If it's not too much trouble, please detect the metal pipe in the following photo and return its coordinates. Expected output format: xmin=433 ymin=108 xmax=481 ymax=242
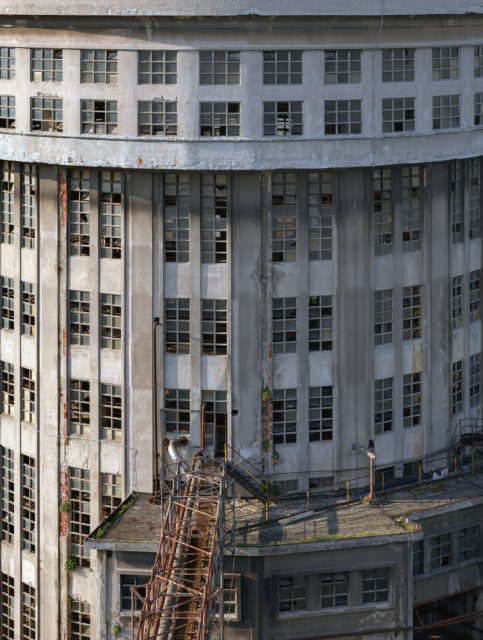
xmin=152 ymin=317 xmax=160 ymax=497
xmin=167 ymin=439 xmax=190 ymax=475
xmin=200 ymin=403 xmax=206 ymax=452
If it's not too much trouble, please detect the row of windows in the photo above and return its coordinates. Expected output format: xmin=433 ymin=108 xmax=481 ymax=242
xmin=0 ymin=573 xmax=36 ymax=640
xmin=67 ymin=379 xmax=122 ymax=441
xmin=0 ymin=449 xmax=35 ymax=552
xmin=68 ymin=291 xmax=121 ymax=348
xmin=2 ymin=47 xmax=483 ymax=84
xmin=0 ymin=366 xmax=35 ymax=422
xmin=413 ymin=525 xmax=480 ymax=575
xmin=2 ymin=95 xmax=483 ymax=136
xmin=278 ymin=568 xmax=390 ymax=615
xmin=164 ymin=298 xmax=227 ymax=355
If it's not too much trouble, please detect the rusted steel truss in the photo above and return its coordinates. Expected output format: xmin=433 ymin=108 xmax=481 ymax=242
xmin=133 ymin=455 xmax=226 ymax=640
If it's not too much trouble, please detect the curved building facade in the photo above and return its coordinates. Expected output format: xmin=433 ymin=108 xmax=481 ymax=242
xmin=0 ymin=2 xmax=482 ymax=639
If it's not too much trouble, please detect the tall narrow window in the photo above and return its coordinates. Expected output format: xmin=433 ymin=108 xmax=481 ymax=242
xmin=202 ymin=299 xmax=227 ymax=355
xmin=201 ymin=390 xmax=227 ymax=455
xmin=469 ymin=269 xmax=480 ymax=322
xmin=100 ymin=171 xmax=122 ymax=258
xmin=1 ymin=572 xmax=15 ymax=639
xmin=403 ymin=372 xmax=422 ymax=428
xmin=69 ymin=290 xmax=90 ymax=345
xmin=1 ymin=161 xmax=15 ymax=244
xmin=68 ymin=169 xmax=90 ymax=256
xmin=101 ymin=473 xmax=122 ymax=518
xmin=21 ymin=455 xmax=36 ymax=553
xmin=1 ymin=447 xmax=14 ymax=543
xmin=164 ymin=174 xmax=190 ymax=262
xmin=21 ymin=281 xmax=36 ymax=336
xmin=362 ymin=569 xmax=389 ymax=603
xmin=21 ymin=368 xmax=35 ymax=424
xmin=0 ymin=48 xmax=15 ymax=80
xmin=401 ymin=165 xmax=422 ymax=252
xmin=272 ymin=173 xmax=297 ymax=262
xmin=21 ymin=164 xmax=36 ymax=249
xmin=165 ymin=298 xmax=190 ymax=354
xmin=0 ymin=96 xmax=15 ymax=130
xmin=374 ymin=289 xmax=393 ymax=345
xmin=1 ymin=276 xmax=14 ymax=330
xmin=164 ymin=389 xmax=190 ymax=434
xmin=413 ymin=540 xmax=424 ymax=575
xmin=308 ymin=172 xmax=333 ymax=260
xmin=22 ymin=583 xmax=36 ymax=640
xmin=273 ymin=389 xmax=297 ymax=444
xmin=273 ymin=298 xmax=297 ymax=353
xmin=1 ymin=361 xmax=14 ymax=416
xmin=308 ymin=295 xmax=333 ymax=351
xmin=320 ymin=573 xmax=348 ymax=608
xmin=451 ymin=275 xmax=463 ymax=330
xmin=430 ymin=533 xmax=451 ymax=569
xmin=70 ymin=600 xmax=90 ymax=640
xmin=373 ymin=168 xmax=392 ymax=255
xmin=278 ymin=576 xmax=306 ymax=612
xmin=68 ymin=379 xmax=90 ymax=436
xmin=100 ymin=384 xmax=122 ymax=441
xmin=475 ymin=46 xmax=483 ymax=77
xmin=457 ymin=526 xmax=479 ymax=561
xmin=100 ymin=293 xmax=122 ymax=349
xmin=69 ymin=467 xmax=90 ymax=567
xmin=375 ymin=378 xmax=393 ymax=434
xmin=469 ymin=158 xmax=481 ymax=239
xmin=470 ymin=353 xmax=481 ymax=408
xmin=308 ymin=386 xmax=333 ymax=441
xmin=403 ymin=285 xmax=422 ymax=340
xmin=201 ymin=174 xmax=227 ymax=263
xmin=450 ymin=160 xmax=464 ymax=243
xmin=452 ymin=360 xmax=463 ymax=415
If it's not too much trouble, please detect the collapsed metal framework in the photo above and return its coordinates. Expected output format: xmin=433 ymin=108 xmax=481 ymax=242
xmin=132 ymin=454 xmax=226 ymax=640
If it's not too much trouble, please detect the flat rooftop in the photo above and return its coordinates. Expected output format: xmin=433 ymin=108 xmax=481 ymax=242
xmin=86 ymin=472 xmax=483 ymax=554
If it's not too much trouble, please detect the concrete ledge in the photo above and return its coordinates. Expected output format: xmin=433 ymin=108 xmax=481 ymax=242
xmin=1 ymin=129 xmax=483 ymax=170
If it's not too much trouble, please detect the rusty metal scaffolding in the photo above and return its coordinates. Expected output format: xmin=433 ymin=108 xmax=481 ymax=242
xmin=132 ymin=454 xmax=227 ymax=640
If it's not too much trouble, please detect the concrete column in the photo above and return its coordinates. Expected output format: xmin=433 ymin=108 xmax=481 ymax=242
xmin=189 ymin=174 xmax=202 ymax=448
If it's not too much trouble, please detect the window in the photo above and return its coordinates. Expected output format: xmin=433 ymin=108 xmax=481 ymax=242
xmin=120 ymin=574 xmax=148 ymax=611
xmin=457 ymin=526 xmax=479 ymax=561
xmin=450 ymin=160 xmax=464 ymax=243
xmin=69 ymin=467 xmax=90 ymax=567
xmin=21 ymin=368 xmax=35 ymax=424
xmin=101 ymin=383 xmax=122 ymax=441
xmin=70 ymin=600 xmax=90 ymax=640
xmin=21 ymin=164 xmax=36 ymax=249
xmin=278 ymin=576 xmax=306 ymax=613
xmin=272 ymin=173 xmax=297 ymax=262
xmin=200 ymin=102 xmax=240 ymax=136
xmin=325 ymin=100 xmax=362 ymax=135
xmin=1 ymin=447 xmax=14 ymax=543
xmin=21 ymin=282 xmax=36 ymax=336
xmin=223 ymin=575 xmax=241 ymax=621
xmin=164 ymin=174 xmax=190 ymax=262
xmin=362 ymin=568 xmax=389 ymax=603
xmin=100 ymin=293 xmax=121 ymax=349
xmin=1 ymin=572 xmax=15 ymax=639
xmin=1 ymin=277 xmax=14 ymax=330
xmin=202 ymin=299 xmax=227 ymax=355
xmin=374 ymin=289 xmax=392 ymax=345
xmin=432 ymin=47 xmax=459 ymax=80
xmin=382 ymin=48 xmax=414 ymax=82
xmin=375 ymin=378 xmax=393 ymax=434
xmin=1 ymin=161 xmax=15 ymax=244
xmin=1 ymin=362 xmax=14 ymax=416
xmin=320 ymin=573 xmax=348 ymax=608
xmin=452 ymin=360 xmax=463 ymax=415
xmin=404 ymin=460 xmax=422 ymax=478
xmin=81 ymin=50 xmax=117 ymax=83
xmin=476 ymin=93 xmax=483 ymax=126
xmin=201 ymin=174 xmax=228 ymax=263
xmin=451 ymin=275 xmax=463 ymax=330
xmin=68 ymin=169 xmax=90 ymax=256
xmin=138 ymin=101 xmax=177 ymax=136
xmin=401 ymin=165 xmax=422 ymax=252
xmin=101 ymin=473 xmax=122 ymax=518
xmin=469 ymin=158 xmax=481 ymax=239
xmin=413 ymin=540 xmax=424 ymax=576
xmin=470 ymin=353 xmax=481 ymax=408
xmin=200 ymin=51 xmax=240 ymax=85
xmin=403 ymin=285 xmax=422 ymax=340
xmin=69 ymin=380 xmax=90 ymax=436
xmin=476 ymin=46 xmax=483 ymax=77
xmin=81 ymin=100 xmax=118 ymax=135
xmin=0 ymin=48 xmax=15 ymax=80
xmin=308 ymin=172 xmax=334 ymax=260
xmin=0 ymin=96 xmax=15 ymax=129
xmin=309 ymin=476 xmax=334 ymax=489
xmin=309 ymin=295 xmax=333 ymax=351
xmin=430 ymin=533 xmax=451 ymax=569
xmin=309 ymin=386 xmax=333 ymax=441
xmin=31 ymin=48 xmax=62 ymax=82
xmin=263 ymin=101 xmax=303 ymax=136
xmin=69 ymin=290 xmax=90 ymax=345
xmin=138 ymin=50 xmax=177 ymax=84
xmin=21 ymin=455 xmax=36 ymax=553
xmin=22 ymin=583 xmax=36 ymax=640
xmin=100 ymin=170 xmax=122 ymax=258
xmin=263 ymin=51 xmax=302 ymax=84
xmin=164 ymin=389 xmax=190 ymax=434
xmin=31 ymin=97 xmax=63 ymax=132
xmin=382 ymin=97 xmax=414 ymax=133
xmin=373 ymin=167 xmax=392 ymax=255
xmin=403 ymin=372 xmax=422 ymax=428
xmin=273 ymin=389 xmax=297 ymax=444
xmin=433 ymin=95 xmax=460 ymax=130
xmin=470 ymin=269 xmax=481 ymax=322
xmin=325 ymin=50 xmax=361 ymax=84
xmin=273 ymin=298 xmax=296 ymax=353
xmin=165 ymin=298 xmax=190 ymax=354
xmin=201 ymin=390 xmax=227 ymax=452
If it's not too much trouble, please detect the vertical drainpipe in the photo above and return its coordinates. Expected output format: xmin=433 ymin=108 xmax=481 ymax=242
xmin=152 ymin=317 xmax=160 ymax=497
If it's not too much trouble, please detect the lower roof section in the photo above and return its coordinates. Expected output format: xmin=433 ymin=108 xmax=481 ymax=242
xmin=1 ymin=129 xmax=483 ymax=171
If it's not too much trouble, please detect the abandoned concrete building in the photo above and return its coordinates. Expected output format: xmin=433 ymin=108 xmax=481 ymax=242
xmin=0 ymin=1 xmax=482 ymax=639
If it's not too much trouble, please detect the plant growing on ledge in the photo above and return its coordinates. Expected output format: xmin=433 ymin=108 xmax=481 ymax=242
xmin=261 ymin=387 xmax=272 ymax=404
xmin=59 ymin=502 xmax=71 ymax=513
xmin=262 ymin=438 xmax=271 ymax=452
xmin=112 ymin=623 xmax=121 ymax=636
xmin=272 ymin=448 xmax=280 ymax=463
xmin=64 ymin=557 xmax=78 ymax=571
